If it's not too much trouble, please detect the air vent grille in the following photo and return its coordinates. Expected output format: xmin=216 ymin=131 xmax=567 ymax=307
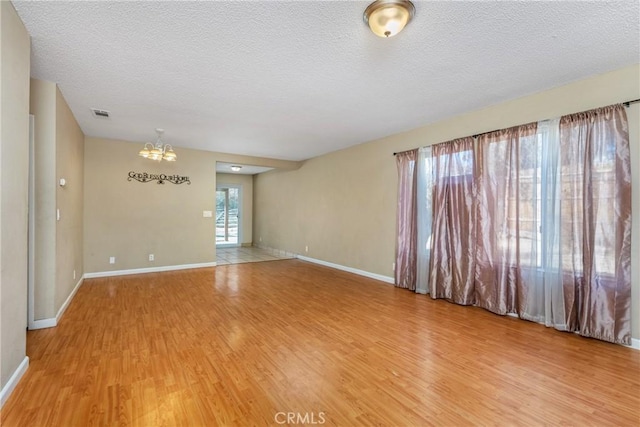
xmin=90 ymin=108 xmax=110 ymax=118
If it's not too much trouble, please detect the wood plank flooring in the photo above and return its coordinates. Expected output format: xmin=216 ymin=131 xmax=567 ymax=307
xmin=2 ymin=259 xmax=639 ymax=426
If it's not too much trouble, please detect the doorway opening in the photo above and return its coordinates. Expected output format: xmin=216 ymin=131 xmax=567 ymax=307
xmin=216 ymin=185 xmax=241 ymax=246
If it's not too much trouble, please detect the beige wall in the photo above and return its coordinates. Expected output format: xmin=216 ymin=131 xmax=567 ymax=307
xmin=0 ymin=0 xmax=30 ymax=390
xmin=84 ymin=137 xmax=217 ymax=273
xmin=55 ymin=86 xmax=84 ymax=311
xmin=216 ymin=173 xmax=253 ymax=245
xmin=254 ymin=64 xmax=640 ymax=339
xmin=29 ymin=80 xmax=84 ymax=321
xmin=30 ymin=79 xmax=56 ymax=319
xmin=83 ymin=139 xmax=298 ymax=273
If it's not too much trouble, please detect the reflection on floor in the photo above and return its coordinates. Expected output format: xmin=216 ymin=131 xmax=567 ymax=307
xmin=216 ymin=246 xmax=295 ymax=266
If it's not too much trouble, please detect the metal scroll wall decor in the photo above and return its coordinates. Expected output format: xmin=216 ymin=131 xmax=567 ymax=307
xmin=127 ymin=171 xmax=191 ymax=185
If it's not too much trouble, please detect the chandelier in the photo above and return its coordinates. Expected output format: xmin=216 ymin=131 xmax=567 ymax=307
xmin=138 ymin=128 xmax=177 ymax=162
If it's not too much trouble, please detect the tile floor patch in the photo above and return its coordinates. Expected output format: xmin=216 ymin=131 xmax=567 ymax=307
xmin=216 ymin=246 xmax=294 ymax=266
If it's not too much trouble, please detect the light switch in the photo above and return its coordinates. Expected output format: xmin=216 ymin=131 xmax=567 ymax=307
xmin=203 ymin=210 xmax=213 ymax=218
xmin=56 ymin=209 xmax=60 ymax=221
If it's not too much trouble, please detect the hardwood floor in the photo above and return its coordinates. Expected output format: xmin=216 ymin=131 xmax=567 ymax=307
xmin=2 ymin=259 xmax=639 ymax=426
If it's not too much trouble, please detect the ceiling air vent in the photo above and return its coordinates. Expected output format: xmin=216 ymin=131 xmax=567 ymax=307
xmin=90 ymin=108 xmax=110 ymax=119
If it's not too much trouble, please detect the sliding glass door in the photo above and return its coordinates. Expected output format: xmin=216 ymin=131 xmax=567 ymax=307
xmin=216 ymin=185 xmax=241 ymax=246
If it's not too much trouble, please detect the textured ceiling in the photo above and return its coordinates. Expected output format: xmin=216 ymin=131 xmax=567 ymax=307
xmin=14 ymin=1 xmax=640 ymax=161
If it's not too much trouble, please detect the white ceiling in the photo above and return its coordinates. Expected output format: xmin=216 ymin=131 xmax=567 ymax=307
xmin=216 ymin=162 xmax=273 ymax=175
xmin=14 ymin=1 xmax=640 ymax=162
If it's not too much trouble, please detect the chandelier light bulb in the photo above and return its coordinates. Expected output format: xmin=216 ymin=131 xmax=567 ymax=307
xmin=138 ymin=129 xmax=177 ymax=162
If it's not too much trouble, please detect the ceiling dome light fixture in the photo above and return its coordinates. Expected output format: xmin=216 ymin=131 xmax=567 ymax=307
xmin=138 ymin=128 xmax=177 ymax=162
xmin=230 ymin=165 xmax=242 ymax=172
xmin=364 ymin=0 xmax=415 ymax=38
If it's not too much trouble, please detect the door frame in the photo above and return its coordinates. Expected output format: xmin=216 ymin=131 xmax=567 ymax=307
xmin=215 ymin=184 xmax=242 ymax=247
xmin=28 ymin=115 xmax=35 ymax=329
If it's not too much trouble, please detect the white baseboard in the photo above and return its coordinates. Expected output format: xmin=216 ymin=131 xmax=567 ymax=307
xmin=84 ymin=262 xmax=217 ymax=279
xmin=29 ymin=276 xmax=85 ymax=330
xmin=0 ymin=356 xmax=29 ymax=408
xmin=296 ymin=255 xmax=394 ymax=284
xmin=56 ymin=276 xmax=83 ymax=323
xmin=626 ymin=338 xmax=640 ymax=350
xmin=30 ymin=318 xmax=57 ymax=329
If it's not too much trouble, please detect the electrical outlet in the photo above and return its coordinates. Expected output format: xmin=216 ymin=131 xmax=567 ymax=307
xmin=392 ymin=262 xmax=396 ymax=271
xmin=73 ymin=270 xmax=76 ymax=280
xmin=305 ymin=245 xmax=308 ymax=253
xmin=109 ymin=256 xmax=115 ymax=264
xmin=149 ymin=254 xmax=154 ymax=261
xmin=259 ymin=236 xmax=262 ymax=242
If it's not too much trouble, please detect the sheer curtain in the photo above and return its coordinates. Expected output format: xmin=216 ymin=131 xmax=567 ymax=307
xmin=429 ymin=138 xmax=476 ymax=304
xmin=394 ymin=104 xmax=631 ymax=345
xmin=395 ymin=149 xmax=418 ymax=290
xmin=475 ymin=122 xmax=566 ymax=327
xmin=474 ymin=107 xmax=631 ymax=343
xmin=527 ymin=119 xmax=567 ymax=329
xmin=415 ymin=147 xmax=433 ymax=294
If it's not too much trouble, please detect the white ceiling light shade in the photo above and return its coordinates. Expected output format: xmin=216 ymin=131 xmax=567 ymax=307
xmin=139 ymin=128 xmax=177 ymax=162
xmin=162 ymin=147 xmax=177 ymax=162
xmin=230 ymin=165 xmax=242 ymax=172
xmin=364 ymin=0 xmax=415 ymax=38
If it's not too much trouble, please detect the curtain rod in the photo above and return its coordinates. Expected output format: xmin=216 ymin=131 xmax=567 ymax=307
xmin=393 ymin=98 xmax=640 ymax=155
xmin=392 ymin=149 xmax=416 ymax=156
